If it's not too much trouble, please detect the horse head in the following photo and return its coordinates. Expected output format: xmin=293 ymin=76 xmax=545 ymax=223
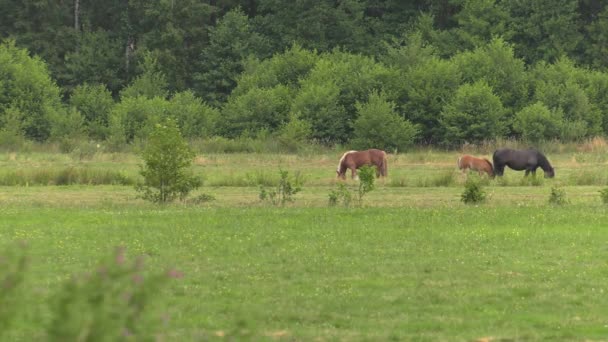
xmin=544 ymin=167 xmax=555 ymax=178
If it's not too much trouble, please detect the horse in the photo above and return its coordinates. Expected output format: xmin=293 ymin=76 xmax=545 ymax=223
xmin=492 ymin=148 xmax=555 ymax=178
xmin=457 ymin=154 xmax=494 ymax=178
xmin=336 ymin=149 xmax=388 ymax=180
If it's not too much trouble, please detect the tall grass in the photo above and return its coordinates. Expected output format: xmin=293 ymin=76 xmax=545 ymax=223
xmin=0 ymin=167 xmax=135 ymax=186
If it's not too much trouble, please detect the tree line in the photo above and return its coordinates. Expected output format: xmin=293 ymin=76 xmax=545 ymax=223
xmin=2 ymin=0 xmax=608 ymax=150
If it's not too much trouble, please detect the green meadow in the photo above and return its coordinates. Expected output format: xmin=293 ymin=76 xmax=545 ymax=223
xmin=2 ymin=145 xmax=608 ymax=340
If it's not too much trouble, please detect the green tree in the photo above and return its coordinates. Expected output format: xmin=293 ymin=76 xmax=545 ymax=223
xmin=220 ymin=85 xmax=292 ymax=137
xmin=530 ymin=58 xmax=602 ymax=138
xmin=452 ymin=38 xmax=528 ymax=113
xmin=402 ymin=56 xmax=461 ymax=143
xmin=169 ymin=91 xmax=220 ymax=140
xmin=136 ymin=118 xmax=201 ymax=203
xmin=440 ymin=80 xmax=507 ymax=144
xmin=194 ymin=8 xmax=270 ymax=106
xmin=502 ymin=0 xmax=582 ymax=64
xmin=513 ymin=102 xmax=563 ymax=142
xmin=120 ymin=53 xmax=169 ymax=100
xmin=0 ymin=40 xmax=65 ymax=141
xmin=351 ymin=92 xmax=418 ymax=151
xmin=69 ymin=83 xmax=115 ymax=140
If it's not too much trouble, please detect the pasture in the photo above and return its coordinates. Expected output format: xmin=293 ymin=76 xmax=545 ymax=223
xmin=2 ymin=144 xmax=608 ymax=340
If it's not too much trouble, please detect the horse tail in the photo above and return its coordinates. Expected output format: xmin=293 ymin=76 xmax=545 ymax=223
xmin=457 ymin=156 xmax=462 ymax=169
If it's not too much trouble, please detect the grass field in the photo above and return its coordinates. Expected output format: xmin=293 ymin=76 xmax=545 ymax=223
xmin=2 ymin=146 xmax=608 ymax=340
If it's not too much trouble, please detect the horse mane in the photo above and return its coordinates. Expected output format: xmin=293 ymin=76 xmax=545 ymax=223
xmin=337 ymin=150 xmax=357 ymax=173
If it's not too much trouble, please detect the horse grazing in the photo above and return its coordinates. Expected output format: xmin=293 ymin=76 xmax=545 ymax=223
xmin=457 ymin=155 xmax=494 ymax=177
xmin=492 ymin=148 xmax=555 ymax=178
xmin=337 ymin=149 xmax=388 ymax=180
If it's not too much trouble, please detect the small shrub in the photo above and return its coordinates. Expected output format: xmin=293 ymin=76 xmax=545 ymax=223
xmin=187 ymin=193 xmax=216 ymax=204
xmin=461 ymin=176 xmax=486 ymax=204
xmin=259 ymin=169 xmax=302 ymax=206
xmin=328 ymin=183 xmax=352 ymax=207
xmin=356 ymin=165 xmax=376 ymax=206
xmin=599 ymin=188 xmax=608 ymax=204
xmin=46 ymin=247 xmax=181 ymax=341
xmin=548 ymin=186 xmax=568 ymax=205
xmin=0 ymin=242 xmax=28 ymax=337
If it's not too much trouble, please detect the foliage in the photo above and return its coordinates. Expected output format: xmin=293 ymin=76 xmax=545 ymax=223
xmin=0 ymin=242 xmax=28 ymax=337
xmin=48 ymin=107 xmax=87 ymax=153
xmin=46 ymin=247 xmax=179 ymax=341
xmin=220 ymin=85 xmax=292 ymax=138
xmin=69 ymin=83 xmax=115 ymax=140
xmin=276 ymin=112 xmax=312 ymax=152
xmin=356 ymin=165 xmax=376 ymax=206
xmin=169 ymin=91 xmax=219 ymax=140
xmin=0 ymin=40 xmax=64 ymax=141
xmin=461 ymin=175 xmax=487 ymax=204
xmin=194 ymin=8 xmax=270 ymax=106
xmin=548 ymin=186 xmax=569 ymax=205
xmin=136 ymin=119 xmax=201 ymax=203
xmin=120 ymin=53 xmax=169 ymax=100
xmin=600 ymin=188 xmax=608 ymax=204
xmin=513 ymin=102 xmax=563 ymax=142
xmin=351 ymin=91 xmax=418 ymax=151
xmin=401 ymin=56 xmax=461 ymax=142
xmin=328 ymin=183 xmax=352 ymax=207
xmin=259 ymin=170 xmax=302 ymax=206
xmin=440 ymin=80 xmax=507 ymax=145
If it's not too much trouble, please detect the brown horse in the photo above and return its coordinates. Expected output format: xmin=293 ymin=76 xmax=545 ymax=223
xmin=457 ymin=154 xmax=494 ymax=177
xmin=337 ymin=149 xmax=388 ymax=180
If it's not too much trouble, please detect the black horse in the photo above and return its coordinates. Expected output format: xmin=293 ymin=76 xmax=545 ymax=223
xmin=492 ymin=148 xmax=555 ymax=178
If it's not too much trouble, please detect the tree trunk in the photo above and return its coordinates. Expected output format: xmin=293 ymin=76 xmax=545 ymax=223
xmin=74 ymin=0 xmax=80 ymax=31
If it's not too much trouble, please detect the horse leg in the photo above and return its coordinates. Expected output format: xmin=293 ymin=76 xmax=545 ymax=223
xmin=524 ymin=169 xmax=530 ymax=177
xmin=351 ymin=167 xmax=357 ymax=180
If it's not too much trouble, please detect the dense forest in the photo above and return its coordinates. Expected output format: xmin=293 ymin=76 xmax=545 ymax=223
xmin=2 ymin=0 xmax=608 ymax=151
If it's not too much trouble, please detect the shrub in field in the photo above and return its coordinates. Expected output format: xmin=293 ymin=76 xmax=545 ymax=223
xmin=461 ymin=175 xmax=486 ymax=204
xmin=136 ymin=118 xmax=201 ymax=203
xmin=259 ymin=170 xmax=302 ymax=206
xmin=356 ymin=165 xmax=376 ymax=206
xmin=548 ymin=186 xmax=568 ymax=205
xmin=599 ymin=188 xmax=608 ymax=204
xmin=46 ymin=247 xmax=180 ymax=341
xmin=0 ymin=242 xmax=28 ymax=337
xmin=328 ymin=183 xmax=352 ymax=207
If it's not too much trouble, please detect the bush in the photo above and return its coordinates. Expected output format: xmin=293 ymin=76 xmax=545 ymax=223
xmin=513 ymin=102 xmax=563 ymax=141
xmin=600 ymin=188 xmax=608 ymax=204
xmin=356 ymin=165 xmax=376 ymax=206
xmin=461 ymin=176 xmax=487 ymax=204
xmin=441 ymin=80 xmax=508 ymax=145
xmin=0 ymin=40 xmax=64 ymax=141
xmin=328 ymin=183 xmax=352 ymax=207
xmin=136 ymin=119 xmax=201 ymax=203
xmin=259 ymin=170 xmax=302 ymax=206
xmin=351 ymin=92 xmax=418 ymax=151
xmin=548 ymin=186 xmax=568 ymax=205
xmin=0 ymin=242 xmax=28 ymax=337
xmin=276 ymin=112 xmax=312 ymax=152
xmin=69 ymin=83 xmax=115 ymax=140
xmin=46 ymin=247 xmax=180 ymax=341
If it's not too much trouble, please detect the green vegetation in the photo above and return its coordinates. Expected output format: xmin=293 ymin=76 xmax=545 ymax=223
xmin=136 ymin=119 xmax=201 ymax=203
xmin=461 ymin=175 xmax=487 ymax=204
xmin=3 ymin=3 xmax=608 ymax=148
xmin=3 ymin=205 xmax=608 ymax=340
